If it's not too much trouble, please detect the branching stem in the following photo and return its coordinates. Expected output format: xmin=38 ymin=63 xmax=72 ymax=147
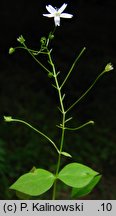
xmin=47 ymin=50 xmax=66 ymax=200
xmin=6 ymin=118 xmax=59 ymax=153
xmin=60 ymin=47 xmax=86 ymax=89
xmin=20 ymin=43 xmax=51 ymax=74
xmin=66 ymin=69 xmax=107 ymax=113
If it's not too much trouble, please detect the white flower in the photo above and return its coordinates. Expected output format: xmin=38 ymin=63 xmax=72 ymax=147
xmin=43 ymin=3 xmax=73 ymax=26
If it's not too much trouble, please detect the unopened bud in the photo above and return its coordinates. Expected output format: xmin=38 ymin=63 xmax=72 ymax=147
xmin=105 ymin=63 xmax=113 ymax=72
xmin=48 ymin=32 xmax=54 ymax=40
xmin=9 ymin=47 xmax=15 ymax=54
xmin=48 ymin=72 xmax=53 ymax=78
xmin=17 ymin=35 xmax=25 ymax=44
xmin=4 ymin=116 xmax=13 ymax=122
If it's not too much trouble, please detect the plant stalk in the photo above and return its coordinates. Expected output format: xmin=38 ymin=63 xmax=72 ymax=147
xmin=47 ymin=51 xmax=66 ymax=200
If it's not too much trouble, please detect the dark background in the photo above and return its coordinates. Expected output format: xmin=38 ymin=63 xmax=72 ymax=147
xmin=0 ymin=0 xmax=116 ymax=199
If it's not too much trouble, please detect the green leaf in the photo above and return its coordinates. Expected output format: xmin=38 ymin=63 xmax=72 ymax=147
xmin=58 ymin=163 xmax=99 ymax=188
xmin=71 ymin=174 xmax=102 ymax=198
xmin=10 ymin=169 xmax=55 ymax=196
xmin=61 ymin=151 xmax=72 ymax=158
xmin=16 ymin=191 xmax=31 ymax=200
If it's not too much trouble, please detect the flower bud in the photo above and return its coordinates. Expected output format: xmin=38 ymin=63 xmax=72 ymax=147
xmin=48 ymin=72 xmax=53 ymax=78
xmin=40 ymin=37 xmax=46 ymax=46
xmin=4 ymin=116 xmax=13 ymax=122
xmin=105 ymin=63 xmax=113 ymax=72
xmin=48 ymin=32 xmax=54 ymax=40
xmin=9 ymin=47 xmax=15 ymax=54
xmin=17 ymin=35 xmax=25 ymax=44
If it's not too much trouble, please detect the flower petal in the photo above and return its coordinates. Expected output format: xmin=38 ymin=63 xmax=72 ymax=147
xmin=43 ymin=14 xmax=54 ymax=18
xmin=46 ymin=5 xmax=56 ymax=14
xmin=60 ymin=13 xmax=73 ymax=18
xmin=54 ymin=16 xmax=60 ymax=26
xmin=58 ymin=3 xmax=67 ymax=13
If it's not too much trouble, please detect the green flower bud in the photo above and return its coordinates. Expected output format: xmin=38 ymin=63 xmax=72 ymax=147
xmin=4 ymin=116 xmax=13 ymax=122
xmin=48 ymin=32 xmax=54 ymax=40
xmin=40 ymin=37 xmax=46 ymax=46
xmin=48 ymin=72 xmax=53 ymax=78
xmin=40 ymin=37 xmax=47 ymax=50
xmin=17 ymin=35 xmax=25 ymax=44
xmin=105 ymin=63 xmax=113 ymax=72
xmin=9 ymin=47 xmax=15 ymax=54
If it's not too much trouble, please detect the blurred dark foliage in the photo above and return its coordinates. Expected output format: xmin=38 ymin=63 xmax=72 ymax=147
xmin=0 ymin=0 xmax=116 ymax=199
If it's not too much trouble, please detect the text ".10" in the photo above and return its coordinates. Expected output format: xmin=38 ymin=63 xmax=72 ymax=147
xmin=101 ymin=203 xmax=112 ymax=211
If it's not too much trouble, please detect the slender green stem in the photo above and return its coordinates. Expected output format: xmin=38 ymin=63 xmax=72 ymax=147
xmin=52 ymin=112 xmax=65 ymax=200
xmin=60 ymin=47 xmax=86 ymax=89
xmin=57 ymin=120 xmax=94 ymax=130
xmin=46 ymin=27 xmax=56 ymax=47
xmin=6 ymin=118 xmax=59 ymax=153
xmin=66 ymin=69 xmax=107 ymax=113
xmin=47 ymin=50 xmax=66 ymax=200
xmin=15 ymin=46 xmax=47 ymax=55
xmin=47 ymin=51 xmax=64 ymax=112
xmin=22 ymin=43 xmax=51 ymax=74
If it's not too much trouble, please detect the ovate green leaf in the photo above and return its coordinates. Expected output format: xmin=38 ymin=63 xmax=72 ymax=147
xmin=10 ymin=169 xmax=55 ymax=196
xmin=58 ymin=163 xmax=99 ymax=188
xmin=71 ymin=174 xmax=101 ymax=198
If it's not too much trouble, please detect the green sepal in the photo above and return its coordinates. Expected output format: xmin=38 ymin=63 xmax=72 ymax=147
xmin=58 ymin=163 xmax=99 ymax=188
xmin=10 ymin=168 xmax=55 ymax=196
